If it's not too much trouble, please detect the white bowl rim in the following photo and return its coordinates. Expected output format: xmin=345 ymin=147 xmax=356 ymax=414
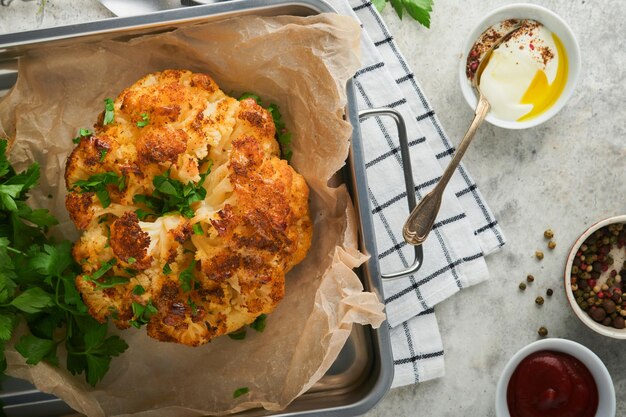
xmin=458 ymin=2 xmax=582 ymax=129
xmin=495 ymin=338 xmax=616 ymax=417
xmin=564 ymin=215 xmax=626 ymax=339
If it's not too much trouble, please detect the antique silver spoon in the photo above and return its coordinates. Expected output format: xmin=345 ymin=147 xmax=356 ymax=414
xmin=402 ymin=24 xmax=522 ymax=246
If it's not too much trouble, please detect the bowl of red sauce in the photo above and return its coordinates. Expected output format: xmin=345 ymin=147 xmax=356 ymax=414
xmin=495 ymin=338 xmax=615 ymax=417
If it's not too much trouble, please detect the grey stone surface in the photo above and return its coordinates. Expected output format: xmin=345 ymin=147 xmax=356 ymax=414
xmin=0 ymin=1 xmax=624 ymax=416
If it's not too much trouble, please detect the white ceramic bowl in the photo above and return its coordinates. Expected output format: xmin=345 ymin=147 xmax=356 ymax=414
xmin=564 ymin=215 xmax=626 ymax=339
xmin=495 ymin=338 xmax=615 ymax=417
xmin=459 ymin=3 xmax=581 ymax=129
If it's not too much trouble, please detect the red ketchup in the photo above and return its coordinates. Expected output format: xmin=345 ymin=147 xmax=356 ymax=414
xmin=506 ymin=350 xmax=598 ymax=417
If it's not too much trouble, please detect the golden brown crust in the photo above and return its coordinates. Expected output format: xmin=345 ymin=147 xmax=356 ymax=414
xmin=109 ymin=212 xmax=152 ymax=269
xmin=65 ymin=69 xmax=312 ymax=346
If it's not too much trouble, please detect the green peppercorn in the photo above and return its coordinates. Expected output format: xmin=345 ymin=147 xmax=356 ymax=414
xmin=536 ymin=296 xmax=545 ymax=305
xmin=538 ymin=327 xmax=548 ymax=337
xmin=581 ymin=301 xmax=589 ymax=310
xmin=535 ymin=250 xmax=544 ymax=260
xmin=519 ymin=282 xmax=527 ymax=291
xmin=544 ymin=229 xmax=554 ymax=239
xmin=548 ymin=240 xmax=556 ymax=250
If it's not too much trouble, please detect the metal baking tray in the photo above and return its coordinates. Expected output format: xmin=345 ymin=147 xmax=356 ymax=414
xmin=0 ymin=0 xmax=423 ymax=415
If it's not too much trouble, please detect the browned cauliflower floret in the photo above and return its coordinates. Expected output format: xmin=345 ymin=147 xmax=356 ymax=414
xmin=65 ymin=69 xmax=312 ymax=346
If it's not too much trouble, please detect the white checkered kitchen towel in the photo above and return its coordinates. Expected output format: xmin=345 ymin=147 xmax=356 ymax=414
xmin=329 ymin=0 xmax=506 ymax=387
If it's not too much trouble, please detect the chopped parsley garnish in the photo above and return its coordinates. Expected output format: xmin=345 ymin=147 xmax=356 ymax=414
xmin=228 ymin=314 xmax=268 ymax=341
xmin=99 ymin=149 xmax=107 ymax=162
xmin=129 ymin=299 xmax=157 ymax=329
xmin=192 ymin=223 xmax=203 ymax=235
xmin=132 ymin=167 xmax=209 ymax=218
xmin=132 ymin=285 xmax=146 ymax=296
xmin=249 ymin=314 xmax=267 ymax=333
xmin=0 ymin=139 xmax=127 ymax=386
xmin=127 ymin=257 xmax=136 ymax=264
xmin=93 ymin=276 xmax=130 ymax=289
xmin=72 ymin=172 xmax=126 ymax=209
xmin=85 ymin=258 xmax=117 ymax=281
xmin=228 ymin=328 xmax=247 ymax=340
xmin=136 ymin=112 xmax=150 ymax=128
xmin=187 ymin=297 xmax=198 ymax=315
xmin=267 ymin=104 xmax=293 ymax=161
xmin=103 ymin=98 xmax=115 ymax=125
xmin=233 ymin=387 xmax=249 ymax=398
xmin=72 ymin=128 xmax=92 ymax=144
xmin=178 ymin=260 xmax=197 ymax=292
xmin=162 ymin=263 xmax=172 ymax=275
xmin=238 ymin=93 xmax=292 ymax=161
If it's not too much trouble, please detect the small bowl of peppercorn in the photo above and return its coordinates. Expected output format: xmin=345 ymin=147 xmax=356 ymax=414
xmin=565 ymin=215 xmax=626 ymax=338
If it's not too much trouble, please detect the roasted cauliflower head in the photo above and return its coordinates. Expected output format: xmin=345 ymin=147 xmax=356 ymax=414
xmin=65 ymin=69 xmax=312 ymax=346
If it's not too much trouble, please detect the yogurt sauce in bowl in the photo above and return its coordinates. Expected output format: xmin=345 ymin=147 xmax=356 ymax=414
xmin=459 ymin=3 xmax=581 ymax=129
xmin=466 ymin=19 xmax=568 ymax=122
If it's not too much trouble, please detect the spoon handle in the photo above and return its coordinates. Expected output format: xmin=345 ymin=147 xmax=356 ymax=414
xmin=403 ymin=94 xmax=491 ymax=245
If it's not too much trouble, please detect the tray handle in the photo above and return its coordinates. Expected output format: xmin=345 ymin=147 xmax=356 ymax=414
xmin=358 ymin=108 xmax=423 ymax=280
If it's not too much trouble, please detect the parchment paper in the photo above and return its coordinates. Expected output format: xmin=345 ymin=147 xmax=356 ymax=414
xmin=0 ymin=13 xmax=386 ymax=417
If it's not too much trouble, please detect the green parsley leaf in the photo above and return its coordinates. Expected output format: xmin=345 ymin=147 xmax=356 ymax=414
xmin=73 ymin=128 xmax=92 ymax=144
xmin=14 ymin=334 xmax=57 ymax=365
xmin=127 ymin=257 xmax=136 ymax=264
xmin=0 ymin=314 xmax=18 ymax=342
xmin=162 ymin=263 xmax=172 ymax=275
xmin=99 ymin=149 xmax=107 ymax=162
xmin=129 ymin=299 xmax=157 ymax=329
xmin=371 ymin=0 xmax=386 ymax=11
xmin=132 ymin=285 xmax=145 ymax=296
xmin=192 ymin=223 xmax=203 ymax=235
xmin=187 ymin=297 xmax=198 ymax=315
xmin=249 ymin=314 xmax=267 ymax=333
xmin=402 ymin=0 xmax=433 ymax=28
xmin=233 ymin=387 xmax=249 ymax=398
xmin=10 ymin=287 xmax=55 ymax=314
xmin=103 ymin=98 xmax=115 ymax=125
xmin=178 ymin=260 xmax=197 ymax=292
xmin=29 ymin=241 xmax=73 ymax=279
xmin=133 ymin=167 xmax=209 ymax=219
xmin=135 ymin=208 xmax=154 ymax=221
xmin=85 ymin=258 xmax=117 ymax=282
xmin=136 ymin=112 xmax=149 ymax=128
xmin=228 ymin=328 xmax=247 ymax=340
xmin=390 ymin=0 xmax=403 ymax=18
xmin=72 ymin=172 xmax=125 ymax=209
xmin=0 ymin=140 xmax=10 ymax=177
xmin=94 ymin=276 xmax=130 ymax=289
xmin=85 ymin=354 xmax=111 ymax=386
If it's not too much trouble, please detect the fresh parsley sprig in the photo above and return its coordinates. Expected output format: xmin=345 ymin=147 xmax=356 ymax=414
xmin=0 ymin=139 xmax=128 ymax=386
xmin=373 ymin=0 xmax=434 ymax=28
xmin=133 ymin=166 xmax=210 ymax=219
xmin=103 ymin=98 xmax=115 ymax=125
xmin=72 ymin=171 xmax=126 ymax=209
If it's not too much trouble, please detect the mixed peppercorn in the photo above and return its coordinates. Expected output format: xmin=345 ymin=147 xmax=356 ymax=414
xmin=570 ymin=223 xmax=626 ymax=329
